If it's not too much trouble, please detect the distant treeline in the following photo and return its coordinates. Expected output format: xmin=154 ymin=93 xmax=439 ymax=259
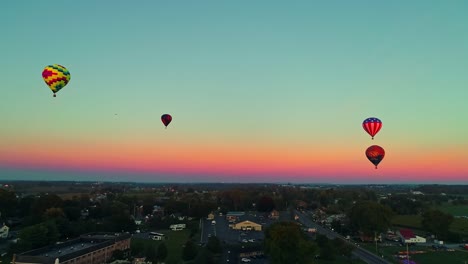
xmin=416 ymin=185 xmax=468 ymax=195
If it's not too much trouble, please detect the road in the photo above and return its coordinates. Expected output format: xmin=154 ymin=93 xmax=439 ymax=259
xmin=294 ymin=210 xmax=392 ymax=264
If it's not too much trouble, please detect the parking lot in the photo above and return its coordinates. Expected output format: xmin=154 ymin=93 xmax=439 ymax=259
xmin=200 ymin=211 xmax=291 ymax=245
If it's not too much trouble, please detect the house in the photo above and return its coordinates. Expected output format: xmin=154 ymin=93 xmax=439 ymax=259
xmin=295 ymin=200 xmax=308 ymax=210
xmin=269 ymin=210 xmax=280 ymax=220
xmin=133 ymin=257 xmax=147 ymax=264
xmin=226 ymin=212 xmax=245 ymax=222
xmin=232 ymin=220 xmax=262 ymax=231
xmin=152 ymin=205 xmax=164 ymax=216
xmin=398 ymin=229 xmax=426 ymax=244
xmin=169 ymin=224 xmax=186 ymax=231
xmin=0 ymin=224 xmax=9 ymax=239
xmin=207 ymin=212 xmax=215 ymax=220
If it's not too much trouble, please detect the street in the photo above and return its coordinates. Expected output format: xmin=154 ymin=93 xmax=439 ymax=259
xmin=294 ymin=210 xmax=392 ymax=264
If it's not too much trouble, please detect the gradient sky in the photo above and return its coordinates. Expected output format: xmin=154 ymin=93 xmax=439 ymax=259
xmin=1 ymin=1 xmax=467 ymax=183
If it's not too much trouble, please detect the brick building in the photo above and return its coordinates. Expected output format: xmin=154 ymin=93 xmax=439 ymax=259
xmin=13 ymin=232 xmax=131 ymax=264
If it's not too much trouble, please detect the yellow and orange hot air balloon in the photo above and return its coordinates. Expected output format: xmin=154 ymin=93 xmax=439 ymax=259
xmin=42 ymin=64 xmax=71 ymax=97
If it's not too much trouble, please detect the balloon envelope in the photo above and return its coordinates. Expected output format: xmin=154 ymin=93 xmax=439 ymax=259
xmin=366 ymin=145 xmax=385 ymax=169
xmin=42 ymin=64 xmax=71 ymax=96
xmin=362 ymin=117 xmax=382 ymax=139
xmin=161 ymin=114 xmax=172 ymax=127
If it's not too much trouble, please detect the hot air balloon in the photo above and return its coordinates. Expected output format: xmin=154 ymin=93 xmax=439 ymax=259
xmin=362 ymin=117 xmax=382 ymax=140
xmin=161 ymin=114 xmax=172 ymax=128
xmin=42 ymin=64 xmax=71 ymax=97
xmin=366 ymin=145 xmax=385 ymax=169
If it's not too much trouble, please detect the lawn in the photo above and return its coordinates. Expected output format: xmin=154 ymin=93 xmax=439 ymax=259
xmin=392 ymin=215 xmax=468 ymax=236
xmin=360 ymin=244 xmax=468 ymax=264
xmin=435 ymin=204 xmax=468 ymax=216
xmin=316 ymin=256 xmax=367 ymax=264
xmin=131 ymin=229 xmax=193 ymax=264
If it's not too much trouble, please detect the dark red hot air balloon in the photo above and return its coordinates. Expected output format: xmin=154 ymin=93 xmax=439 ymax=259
xmin=362 ymin=117 xmax=382 ymax=140
xmin=366 ymin=145 xmax=385 ymax=169
xmin=161 ymin=114 xmax=172 ymax=128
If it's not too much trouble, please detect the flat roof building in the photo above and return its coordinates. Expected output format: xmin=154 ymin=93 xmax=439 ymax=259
xmin=14 ymin=232 xmax=131 ymax=264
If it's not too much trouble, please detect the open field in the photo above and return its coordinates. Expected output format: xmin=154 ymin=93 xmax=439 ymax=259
xmin=392 ymin=215 xmax=468 ymax=236
xmin=131 ymin=229 xmax=193 ymax=264
xmin=361 ymin=244 xmax=468 ymax=264
xmin=435 ymin=204 xmax=468 ymax=216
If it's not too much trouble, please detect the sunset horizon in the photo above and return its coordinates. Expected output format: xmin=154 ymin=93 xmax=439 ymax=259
xmin=1 ymin=1 xmax=467 ymax=184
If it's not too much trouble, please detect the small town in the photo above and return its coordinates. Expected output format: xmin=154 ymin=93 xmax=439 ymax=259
xmin=1 ymin=182 xmax=468 ymax=264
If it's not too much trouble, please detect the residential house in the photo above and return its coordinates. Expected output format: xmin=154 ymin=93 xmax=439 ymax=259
xmin=226 ymin=212 xmax=245 ymax=222
xmin=207 ymin=212 xmax=215 ymax=220
xmin=269 ymin=210 xmax=280 ymax=220
xmin=0 ymin=224 xmax=9 ymax=239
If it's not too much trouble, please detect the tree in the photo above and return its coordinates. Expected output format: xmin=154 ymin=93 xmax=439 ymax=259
xmin=348 ymin=201 xmax=394 ymax=235
xmin=206 ymin=236 xmax=222 ymax=254
xmin=264 ymin=222 xmax=316 ymax=264
xmin=194 ymin=248 xmax=214 ymax=264
xmin=422 ymin=209 xmax=454 ymax=240
xmin=156 ymin=243 xmax=168 ymax=262
xmin=31 ymin=194 xmax=63 ymax=216
xmin=332 ymin=238 xmax=353 ymax=260
xmin=182 ymin=240 xmax=198 ymax=261
xmin=257 ymin=196 xmax=275 ymax=212
xmin=131 ymin=239 xmax=145 ymax=256
xmin=145 ymin=244 xmax=158 ymax=263
xmin=0 ymin=189 xmax=17 ymax=218
xmin=111 ymin=249 xmax=125 ymax=261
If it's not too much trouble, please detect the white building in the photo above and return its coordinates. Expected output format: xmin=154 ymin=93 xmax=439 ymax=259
xmin=169 ymin=224 xmax=186 ymax=231
xmin=0 ymin=224 xmax=9 ymax=239
xmin=398 ymin=229 xmax=426 ymax=244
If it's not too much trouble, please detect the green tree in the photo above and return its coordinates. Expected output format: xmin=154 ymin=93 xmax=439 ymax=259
xmin=264 ymin=222 xmax=316 ymax=264
xmin=348 ymin=201 xmax=394 ymax=235
xmin=194 ymin=248 xmax=214 ymax=264
xmin=156 ymin=243 xmax=168 ymax=262
xmin=422 ymin=209 xmax=454 ymax=240
xmin=111 ymin=249 xmax=125 ymax=261
xmin=257 ymin=196 xmax=275 ymax=212
xmin=14 ymin=221 xmax=59 ymax=250
xmin=145 ymin=244 xmax=158 ymax=263
xmin=206 ymin=236 xmax=222 ymax=254
xmin=332 ymin=238 xmax=353 ymax=260
xmin=0 ymin=189 xmax=17 ymax=218
xmin=182 ymin=240 xmax=198 ymax=261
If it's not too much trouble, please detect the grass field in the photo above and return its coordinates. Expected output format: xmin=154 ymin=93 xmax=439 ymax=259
xmin=360 ymin=244 xmax=468 ymax=264
xmin=392 ymin=215 xmax=468 ymax=236
xmin=435 ymin=204 xmax=468 ymax=216
xmin=131 ymin=229 xmax=193 ymax=264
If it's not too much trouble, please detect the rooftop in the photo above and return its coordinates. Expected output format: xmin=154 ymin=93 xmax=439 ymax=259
xmin=399 ymin=229 xmax=416 ymax=239
xmin=15 ymin=233 xmax=131 ymax=264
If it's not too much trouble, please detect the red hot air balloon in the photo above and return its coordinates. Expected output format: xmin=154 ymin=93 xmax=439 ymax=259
xmin=161 ymin=114 xmax=172 ymax=128
xmin=362 ymin=117 xmax=382 ymax=140
xmin=366 ymin=145 xmax=385 ymax=169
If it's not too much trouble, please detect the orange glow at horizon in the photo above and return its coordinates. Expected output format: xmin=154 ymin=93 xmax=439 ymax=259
xmin=1 ymin=137 xmax=467 ymax=182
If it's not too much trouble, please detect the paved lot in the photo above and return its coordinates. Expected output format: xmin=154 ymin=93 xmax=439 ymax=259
xmin=201 ymin=211 xmax=291 ymax=245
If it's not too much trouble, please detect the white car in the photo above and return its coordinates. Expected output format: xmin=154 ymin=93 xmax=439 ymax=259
xmin=241 ymin=258 xmax=251 ymax=263
xmin=248 ymin=239 xmax=255 ymax=242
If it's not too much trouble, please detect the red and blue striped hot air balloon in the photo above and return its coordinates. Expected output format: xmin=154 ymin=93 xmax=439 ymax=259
xmin=362 ymin=117 xmax=382 ymax=140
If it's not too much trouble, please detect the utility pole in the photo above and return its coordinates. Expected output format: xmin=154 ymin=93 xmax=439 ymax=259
xmin=406 ymin=242 xmax=410 ymax=264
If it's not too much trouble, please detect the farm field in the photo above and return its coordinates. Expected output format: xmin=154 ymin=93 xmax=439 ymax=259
xmin=131 ymin=229 xmax=193 ymax=264
xmin=392 ymin=215 xmax=468 ymax=236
